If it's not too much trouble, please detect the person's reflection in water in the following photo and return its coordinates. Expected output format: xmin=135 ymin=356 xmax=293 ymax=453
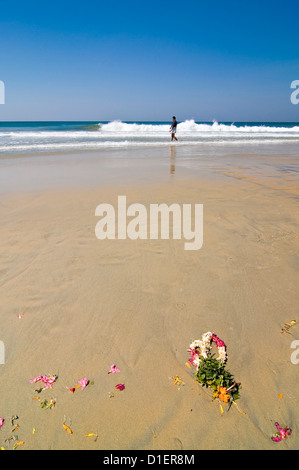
xmin=170 ymin=145 xmax=176 ymax=175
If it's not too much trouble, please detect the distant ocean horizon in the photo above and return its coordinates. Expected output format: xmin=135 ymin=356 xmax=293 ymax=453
xmin=1 ymin=120 xmax=299 ymax=155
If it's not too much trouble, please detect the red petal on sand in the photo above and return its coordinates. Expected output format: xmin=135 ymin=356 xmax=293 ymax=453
xmin=115 ymin=384 xmax=125 ymax=391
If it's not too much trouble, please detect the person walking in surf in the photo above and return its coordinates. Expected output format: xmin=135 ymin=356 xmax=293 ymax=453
xmin=170 ymin=116 xmax=178 ymax=141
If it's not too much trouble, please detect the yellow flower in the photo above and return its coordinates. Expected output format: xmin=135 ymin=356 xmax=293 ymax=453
xmin=172 ymin=375 xmax=184 ymax=386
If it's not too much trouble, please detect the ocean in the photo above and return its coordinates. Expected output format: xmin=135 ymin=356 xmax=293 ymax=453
xmin=0 ymin=120 xmax=299 ymax=155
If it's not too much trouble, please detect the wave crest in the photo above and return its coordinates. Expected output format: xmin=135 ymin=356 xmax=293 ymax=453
xmin=98 ymin=120 xmax=299 ymax=136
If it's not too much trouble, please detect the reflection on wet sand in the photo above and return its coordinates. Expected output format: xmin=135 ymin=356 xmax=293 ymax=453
xmin=170 ymin=145 xmax=176 ymax=175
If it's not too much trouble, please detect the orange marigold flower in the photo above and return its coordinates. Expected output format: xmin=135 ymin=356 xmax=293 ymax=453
xmin=214 ymin=386 xmax=231 ymax=403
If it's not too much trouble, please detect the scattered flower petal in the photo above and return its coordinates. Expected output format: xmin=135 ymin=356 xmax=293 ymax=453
xmin=13 ymin=441 xmax=24 ymax=450
xmin=108 ymin=364 xmax=120 ymax=374
xmin=281 ymin=320 xmax=297 ymax=334
xmin=62 ymin=423 xmax=73 ymax=435
xmin=29 ymin=375 xmax=58 ymax=389
xmin=271 ymin=422 xmax=292 ymax=442
xmin=86 ymin=432 xmax=98 ymax=442
xmin=115 ymin=384 xmax=125 ymax=391
xmin=232 ymin=401 xmax=246 ymax=415
xmin=78 ymin=378 xmax=89 ymax=390
xmin=172 ymin=375 xmax=185 ymax=387
xmin=40 ymin=398 xmax=56 ymax=409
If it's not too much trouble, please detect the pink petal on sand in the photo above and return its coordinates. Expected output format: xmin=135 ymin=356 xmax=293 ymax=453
xmin=0 ymin=418 xmax=4 ymax=428
xmin=271 ymin=422 xmax=292 ymax=442
xmin=115 ymin=384 xmax=125 ymax=391
xmin=29 ymin=375 xmax=57 ymax=388
xmin=29 ymin=375 xmax=42 ymax=384
xmin=108 ymin=364 xmax=120 ymax=374
xmin=43 ymin=376 xmax=56 ymax=388
xmin=78 ymin=378 xmax=89 ymax=390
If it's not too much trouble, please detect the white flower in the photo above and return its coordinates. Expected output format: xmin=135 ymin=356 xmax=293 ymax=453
xmin=189 ymin=340 xmax=201 ymax=350
xmin=202 ymin=332 xmax=213 ymax=343
xmin=217 ymin=347 xmax=227 ymax=364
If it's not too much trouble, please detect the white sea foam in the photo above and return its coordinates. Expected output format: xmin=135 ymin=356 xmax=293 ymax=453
xmin=100 ymin=120 xmax=299 ymax=135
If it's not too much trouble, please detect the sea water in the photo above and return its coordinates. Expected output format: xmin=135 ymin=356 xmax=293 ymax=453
xmin=0 ymin=120 xmax=299 ymax=156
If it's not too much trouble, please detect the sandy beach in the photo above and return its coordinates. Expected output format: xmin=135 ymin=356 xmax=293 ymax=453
xmin=0 ymin=144 xmax=299 ymax=450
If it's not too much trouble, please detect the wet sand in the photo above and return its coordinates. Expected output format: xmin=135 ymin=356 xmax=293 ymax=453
xmin=0 ymin=145 xmax=299 ymax=450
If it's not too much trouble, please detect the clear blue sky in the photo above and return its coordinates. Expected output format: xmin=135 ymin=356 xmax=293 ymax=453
xmin=0 ymin=0 xmax=298 ymax=121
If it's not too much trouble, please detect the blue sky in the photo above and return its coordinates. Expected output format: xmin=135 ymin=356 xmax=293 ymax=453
xmin=0 ymin=0 xmax=298 ymax=121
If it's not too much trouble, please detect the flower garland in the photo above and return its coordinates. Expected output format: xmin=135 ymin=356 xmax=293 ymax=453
xmin=189 ymin=331 xmax=227 ymax=368
xmin=188 ymin=331 xmax=241 ymax=409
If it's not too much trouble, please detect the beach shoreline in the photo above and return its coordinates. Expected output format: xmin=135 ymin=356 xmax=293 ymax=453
xmin=0 ymin=141 xmax=299 ymax=194
xmin=0 ymin=146 xmax=298 ymax=450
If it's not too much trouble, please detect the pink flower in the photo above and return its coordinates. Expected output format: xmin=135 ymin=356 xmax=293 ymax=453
xmin=108 ymin=364 xmax=120 ymax=374
xmin=0 ymin=418 xmax=4 ymax=428
xmin=78 ymin=378 xmax=89 ymax=390
xmin=189 ymin=348 xmax=200 ymax=365
xmin=271 ymin=422 xmax=292 ymax=442
xmin=212 ymin=334 xmax=226 ymax=348
xmin=115 ymin=384 xmax=125 ymax=391
xmin=29 ymin=375 xmax=57 ymax=388
xmin=29 ymin=375 xmax=43 ymax=383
